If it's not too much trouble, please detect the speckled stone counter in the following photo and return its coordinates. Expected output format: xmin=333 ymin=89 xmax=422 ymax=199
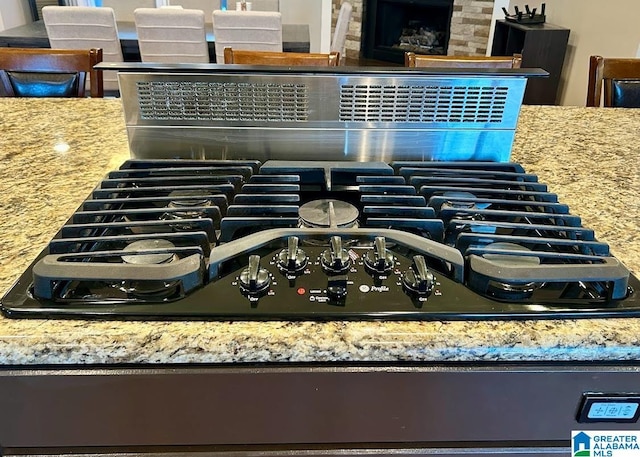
xmin=0 ymin=99 xmax=639 ymax=365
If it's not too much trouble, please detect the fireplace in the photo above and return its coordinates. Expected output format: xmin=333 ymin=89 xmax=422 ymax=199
xmin=361 ymin=0 xmax=454 ymax=64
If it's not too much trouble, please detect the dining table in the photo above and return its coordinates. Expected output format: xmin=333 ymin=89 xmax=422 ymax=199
xmin=0 ymin=19 xmax=311 ymax=62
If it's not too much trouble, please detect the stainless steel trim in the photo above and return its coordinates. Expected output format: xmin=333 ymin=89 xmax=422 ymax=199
xmin=117 ymin=68 xmax=529 ymax=162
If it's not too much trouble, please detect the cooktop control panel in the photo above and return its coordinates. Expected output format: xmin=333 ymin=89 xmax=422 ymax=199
xmin=195 ymin=231 xmax=483 ymax=319
xmin=225 ymin=238 xmax=442 ymax=310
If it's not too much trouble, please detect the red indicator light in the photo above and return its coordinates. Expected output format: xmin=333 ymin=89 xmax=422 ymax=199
xmin=297 ymin=287 xmax=306 ymax=295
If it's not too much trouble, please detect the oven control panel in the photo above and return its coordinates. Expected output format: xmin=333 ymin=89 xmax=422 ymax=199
xmin=577 ymin=394 xmax=640 ymax=423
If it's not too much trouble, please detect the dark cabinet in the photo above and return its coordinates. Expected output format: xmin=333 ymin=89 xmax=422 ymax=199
xmin=1 ymin=365 xmax=639 ymax=456
xmin=28 ymin=0 xmax=64 ymax=21
xmin=491 ymin=20 xmax=570 ymax=105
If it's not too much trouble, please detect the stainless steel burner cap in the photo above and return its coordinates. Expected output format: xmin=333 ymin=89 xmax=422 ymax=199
xmin=121 ymin=239 xmax=177 ymax=265
xmin=299 ymin=199 xmax=359 ymax=228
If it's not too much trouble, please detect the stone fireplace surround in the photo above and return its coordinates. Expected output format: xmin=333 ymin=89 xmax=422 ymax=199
xmin=361 ymin=0 xmax=454 ymax=64
xmin=332 ymin=0 xmax=495 ymax=63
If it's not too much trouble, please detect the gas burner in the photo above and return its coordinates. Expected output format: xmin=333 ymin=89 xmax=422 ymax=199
xmin=482 ymin=242 xmax=540 ymax=267
xmin=483 ymin=242 xmax=542 ymax=300
xmin=163 ymin=190 xmax=212 ymax=219
xmin=299 ymin=199 xmax=359 ymax=229
xmin=441 ymin=191 xmax=490 ymax=210
xmin=451 ymin=212 xmax=486 ymax=222
xmin=121 ymin=239 xmax=178 ymax=265
xmin=160 ymin=190 xmax=213 ymax=231
xmin=167 ymin=190 xmax=213 ymax=210
xmin=442 ymin=192 xmax=476 ymax=209
xmin=118 ymin=239 xmax=181 ymax=298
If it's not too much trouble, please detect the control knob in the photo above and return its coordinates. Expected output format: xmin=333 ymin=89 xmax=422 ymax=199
xmin=363 ymin=236 xmax=394 ymax=275
xmin=402 ymin=255 xmax=435 ymax=296
xmin=277 ymin=236 xmax=307 ymax=275
xmin=321 ymin=236 xmax=351 ymax=275
xmin=239 ymin=255 xmax=271 ymax=296
xmin=327 ymin=275 xmax=348 ymax=301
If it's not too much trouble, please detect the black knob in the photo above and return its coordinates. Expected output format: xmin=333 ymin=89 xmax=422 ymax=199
xmin=363 ymin=236 xmax=394 ymax=275
xmin=239 ymin=255 xmax=271 ymax=295
xmin=402 ymin=255 xmax=435 ymax=296
xmin=277 ymin=236 xmax=307 ymax=275
xmin=327 ymin=276 xmax=348 ymax=301
xmin=321 ymin=236 xmax=351 ymax=274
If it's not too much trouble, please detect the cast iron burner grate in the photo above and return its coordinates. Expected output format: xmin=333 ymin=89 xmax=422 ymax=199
xmin=1 ymin=159 xmax=638 ymax=320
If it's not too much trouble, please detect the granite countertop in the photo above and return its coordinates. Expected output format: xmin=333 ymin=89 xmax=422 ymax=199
xmin=0 ymin=99 xmax=639 ymax=365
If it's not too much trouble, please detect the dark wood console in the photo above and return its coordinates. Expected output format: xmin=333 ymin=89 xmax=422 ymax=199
xmin=492 ymin=20 xmax=570 ymax=105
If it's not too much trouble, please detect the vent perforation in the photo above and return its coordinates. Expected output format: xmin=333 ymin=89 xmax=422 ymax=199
xmin=137 ymin=81 xmax=309 ymax=122
xmin=339 ymin=84 xmax=509 ymax=123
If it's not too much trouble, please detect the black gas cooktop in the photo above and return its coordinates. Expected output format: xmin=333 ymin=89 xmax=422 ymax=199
xmin=1 ymin=159 xmax=638 ymax=320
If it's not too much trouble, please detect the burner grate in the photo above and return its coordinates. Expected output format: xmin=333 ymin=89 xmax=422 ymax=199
xmin=219 ymin=175 xmax=301 ymax=243
xmin=28 ymin=160 xmax=259 ymax=303
xmin=397 ymin=162 xmax=631 ymax=302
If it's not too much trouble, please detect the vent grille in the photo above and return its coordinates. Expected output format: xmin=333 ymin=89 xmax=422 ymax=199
xmin=340 ymin=85 xmax=509 ymax=123
xmin=137 ymin=81 xmax=309 ymax=122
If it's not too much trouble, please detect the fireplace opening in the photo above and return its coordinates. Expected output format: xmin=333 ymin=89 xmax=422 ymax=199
xmin=362 ymin=0 xmax=454 ymax=64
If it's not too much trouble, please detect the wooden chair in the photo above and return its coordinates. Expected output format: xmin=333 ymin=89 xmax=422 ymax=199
xmin=212 ymin=10 xmax=282 ymax=63
xmin=223 ymin=48 xmax=339 ymax=66
xmin=405 ymin=52 xmax=523 ymax=69
xmin=134 ymin=8 xmax=209 ymax=63
xmin=42 ymin=6 xmax=123 ymax=93
xmin=587 ymin=55 xmax=640 ymax=107
xmin=0 ymin=47 xmax=103 ymax=98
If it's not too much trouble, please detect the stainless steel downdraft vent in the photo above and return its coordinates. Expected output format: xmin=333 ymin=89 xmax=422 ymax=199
xmin=136 ymin=81 xmax=309 ymax=122
xmin=339 ymin=84 xmax=509 ymax=123
xmin=109 ymin=64 xmax=544 ymax=162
